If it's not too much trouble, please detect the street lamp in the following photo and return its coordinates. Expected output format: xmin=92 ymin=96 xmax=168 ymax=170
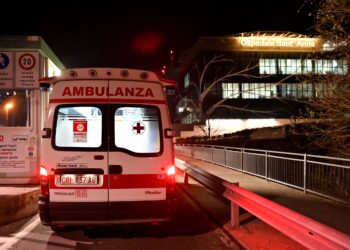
xmin=5 ymin=102 xmax=13 ymax=126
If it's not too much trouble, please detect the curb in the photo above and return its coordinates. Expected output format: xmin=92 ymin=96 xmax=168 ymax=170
xmin=0 ymin=187 xmax=40 ymax=226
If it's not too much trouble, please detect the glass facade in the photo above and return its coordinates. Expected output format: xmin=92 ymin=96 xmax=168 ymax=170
xmin=259 ymin=59 xmax=348 ymax=75
xmin=222 ymin=82 xmax=320 ymax=99
xmin=221 ymin=57 xmax=347 ymax=100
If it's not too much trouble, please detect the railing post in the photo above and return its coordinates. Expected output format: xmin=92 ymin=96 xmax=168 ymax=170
xmin=241 ymin=148 xmax=244 ymax=172
xmin=303 ymin=154 xmax=307 ymax=193
xmin=230 ymin=183 xmax=240 ymax=228
xmin=184 ymin=172 xmax=189 ymax=184
xmin=230 ymin=199 xmax=240 ymax=228
xmin=224 ymin=147 xmax=227 ymax=167
xmin=265 ymin=150 xmax=268 ymax=180
xmin=201 ymin=145 xmax=204 ymax=160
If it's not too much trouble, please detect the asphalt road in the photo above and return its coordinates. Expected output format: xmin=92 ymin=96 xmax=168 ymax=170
xmin=0 ymin=180 xmax=240 ymax=250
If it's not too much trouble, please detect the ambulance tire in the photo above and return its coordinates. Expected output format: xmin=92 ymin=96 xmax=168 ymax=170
xmin=50 ymin=225 xmax=66 ymax=233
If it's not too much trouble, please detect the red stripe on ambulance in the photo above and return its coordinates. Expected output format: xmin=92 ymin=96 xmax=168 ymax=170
xmin=109 ymin=174 xmax=167 ymax=189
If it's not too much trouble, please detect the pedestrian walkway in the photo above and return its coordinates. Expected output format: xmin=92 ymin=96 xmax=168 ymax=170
xmin=175 ymin=154 xmax=350 ymax=236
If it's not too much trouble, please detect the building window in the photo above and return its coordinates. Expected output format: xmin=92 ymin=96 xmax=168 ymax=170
xmin=259 ymin=59 xmax=276 ymax=74
xmin=334 ymin=60 xmax=348 ymax=75
xmin=302 ymin=59 xmax=314 ymax=74
xmin=241 ymin=83 xmax=277 ymax=99
xmin=315 ymin=59 xmax=348 ymax=75
xmin=315 ymin=83 xmax=332 ymax=97
xmin=278 ymin=59 xmax=303 ymax=74
xmin=260 ymin=59 xmax=348 ymax=75
xmin=221 ymin=82 xmax=330 ymax=100
xmin=222 ymin=83 xmax=240 ymax=98
xmin=280 ymin=83 xmax=313 ymax=98
xmin=299 ymin=83 xmax=313 ymax=98
xmin=0 ymin=90 xmax=30 ymax=127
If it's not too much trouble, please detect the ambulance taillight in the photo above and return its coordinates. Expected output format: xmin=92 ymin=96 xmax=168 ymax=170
xmin=40 ymin=166 xmax=49 ymax=196
xmin=167 ymin=165 xmax=176 ymax=185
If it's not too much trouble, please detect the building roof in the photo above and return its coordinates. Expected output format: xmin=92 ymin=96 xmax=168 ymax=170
xmin=0 ymin=36 xmax=65 ymax=69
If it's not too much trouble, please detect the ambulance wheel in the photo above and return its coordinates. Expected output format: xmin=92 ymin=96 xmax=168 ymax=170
xmin=50 ymin=225 xmax=66 ymax=232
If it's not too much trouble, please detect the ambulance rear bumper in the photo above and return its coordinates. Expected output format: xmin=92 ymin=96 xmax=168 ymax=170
xmin=39 ymin=196 xmax=175 ymax=226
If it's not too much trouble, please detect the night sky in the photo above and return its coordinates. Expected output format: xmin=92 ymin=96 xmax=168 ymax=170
xmin=1 ymin=0 xmax=315 ymax=71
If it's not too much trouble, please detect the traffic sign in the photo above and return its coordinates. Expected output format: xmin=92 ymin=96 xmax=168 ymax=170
xmin=0 ymin=53 xmax=10 ymax=69
xmin=0 ymin=51 xmax=14 ymax=88
xmin=15 ymin=52 xmax=39 ymax=89
xmin=18 ymin=53 xmax=36 ymax=70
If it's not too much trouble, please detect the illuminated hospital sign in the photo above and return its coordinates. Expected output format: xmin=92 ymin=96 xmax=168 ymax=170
xmin=238 ymin=36 xmax=321 ymax=51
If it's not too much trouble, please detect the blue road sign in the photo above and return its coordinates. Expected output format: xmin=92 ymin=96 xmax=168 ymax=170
xmin=0 ymin=53 xmax=10 ymax=69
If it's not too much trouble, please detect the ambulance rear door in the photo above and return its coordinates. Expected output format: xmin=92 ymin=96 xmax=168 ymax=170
xmin=48 ymin=80 xmax=109 ymax=222
xmin=107 ymin=80 xmax=170 ymax=222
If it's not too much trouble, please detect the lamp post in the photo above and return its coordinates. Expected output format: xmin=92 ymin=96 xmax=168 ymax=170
xmin=5 ymin=103 xmax=13 ymax=126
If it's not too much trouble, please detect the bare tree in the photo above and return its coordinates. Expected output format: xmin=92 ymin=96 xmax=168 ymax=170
xmin=191 ymin=54 xmax=270 ymax=118
xmin=177 ymin=53 xmax=298 ymax=138
xmin=178 ymin=54 xmax=280 ymax=138
xmin=299 ymin=0 xmax=350 ymax=157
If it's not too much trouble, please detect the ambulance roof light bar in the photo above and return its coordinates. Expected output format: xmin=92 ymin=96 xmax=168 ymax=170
xmin=39 ymin=68 xmax=176 ymax=87
xmin=61 ymin=68 xmax=157 ymax=81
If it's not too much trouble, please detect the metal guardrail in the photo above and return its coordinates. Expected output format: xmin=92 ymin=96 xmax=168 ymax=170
xmin=175 ymin=158 xmax=226 ymax=195
xmin=175 ymin=144 xmax=350 ymax=203
xmin=175 ymin=158 xmax=350 ymax=250
xmin=224 ymin=182 xmax=350 ymax=250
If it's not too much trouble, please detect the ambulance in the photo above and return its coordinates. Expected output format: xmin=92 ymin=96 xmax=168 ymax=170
xmin=38 ymin=68 xmax=176 ymax=231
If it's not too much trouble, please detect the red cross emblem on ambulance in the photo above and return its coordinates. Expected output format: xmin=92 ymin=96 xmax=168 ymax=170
xmin=132 ymin=121 xmax=145 ymax=135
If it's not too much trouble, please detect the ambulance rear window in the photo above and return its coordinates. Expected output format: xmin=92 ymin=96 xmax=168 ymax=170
xmin=114 ymin=106 xmax=161 ymax=154
xmin=54 ymin=106 xmax=102 ymax=148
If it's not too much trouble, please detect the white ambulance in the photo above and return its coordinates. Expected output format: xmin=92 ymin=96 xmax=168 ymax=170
xmin=38 ymin=68 xmax=176 ymax=231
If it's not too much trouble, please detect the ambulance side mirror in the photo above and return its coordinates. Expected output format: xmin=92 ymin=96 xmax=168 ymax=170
xmin=42 ymin=128 xmax=52 ymax=138
xmin=39 ymin=82 xmax=52 ymax=92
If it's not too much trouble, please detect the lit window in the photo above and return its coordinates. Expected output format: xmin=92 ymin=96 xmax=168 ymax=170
xmin=222 ymin=83 xmax=239 ymax=98
xmin=241 ymin=83 xmax=277 ymax=99
xmin=259 ymin=59 xmax=276 ymax=74
xmin=302 ymin=59 xmax=313 ymax=74
xmin=0 ymin=90 xmax=30 ymax=127
xmin=261 ymin=58 xmax=348 ymax=75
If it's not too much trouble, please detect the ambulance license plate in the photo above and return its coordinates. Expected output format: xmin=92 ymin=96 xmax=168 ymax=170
xmin=59 ymin=174 xmax=99 ymax=185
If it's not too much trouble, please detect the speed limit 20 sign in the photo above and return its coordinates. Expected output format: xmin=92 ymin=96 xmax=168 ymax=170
xmin=15 ymin=52 xmax=39 ymax=89
xmin=18 ymin=53 xmax=36 ymax=70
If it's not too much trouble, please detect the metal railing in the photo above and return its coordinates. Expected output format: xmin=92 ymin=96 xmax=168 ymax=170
xmin=175 ymin=144 xmax=350 ymax=203
xmin=175 ymin=158 xmax=350 ymax=249
xmin=223 ymin=182 xmax=350 ymax=249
